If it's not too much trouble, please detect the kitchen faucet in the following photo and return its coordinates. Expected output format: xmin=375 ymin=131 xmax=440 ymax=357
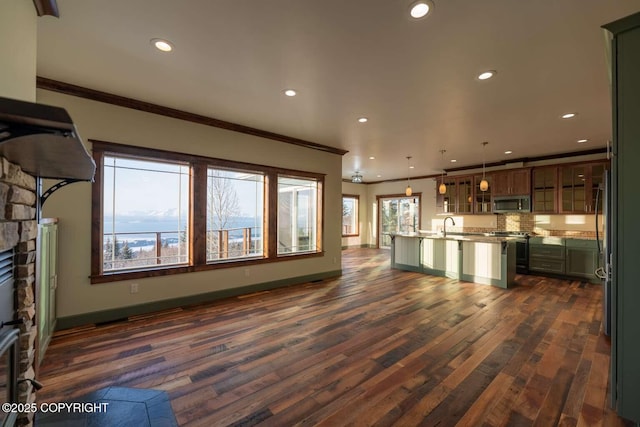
xmin=443 ymin=216 xmax=455 ymax=237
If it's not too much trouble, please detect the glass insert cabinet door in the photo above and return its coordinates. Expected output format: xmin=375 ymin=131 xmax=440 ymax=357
xmin=379 ymin=196 xmax=420 ymax=248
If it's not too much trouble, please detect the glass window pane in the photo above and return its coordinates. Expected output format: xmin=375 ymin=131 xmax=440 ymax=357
xmin=342 ymin=196 xmax=359 ymax=236
xmin=103 ymin=155 xmax=190 ymax=271
xmin=278 ymin=176 xmax=319 ymax=254
xmin=207 ymin=168 xmax=264 ymax=261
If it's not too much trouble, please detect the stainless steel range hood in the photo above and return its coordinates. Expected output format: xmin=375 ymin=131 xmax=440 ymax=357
xmin=0 ymin=96 xmax=95 ymax=181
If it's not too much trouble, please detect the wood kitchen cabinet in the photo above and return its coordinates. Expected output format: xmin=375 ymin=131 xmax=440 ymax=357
xmin=532 ymin=166 xmax=558 ymax=212
xmin=437 ymin=174 xmax=494 ymax=214
xmin=436 ymin=177 xmax=457 ymax=214
xmin=492 ymin=168 xmax=531 ymax=196
xmin=559 ymin=161 xmax=608 ymax=213
xmin=474 ymin=174 xmax=493 ymax=214
xmin=456 ymin=175 xmax=473 ymax=214
xmin=436 ymin=175 xmax=474 ymax=214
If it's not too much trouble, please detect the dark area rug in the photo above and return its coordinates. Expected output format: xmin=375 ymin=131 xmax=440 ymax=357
xmin=35 ymin=387 xmax=177 ymax=427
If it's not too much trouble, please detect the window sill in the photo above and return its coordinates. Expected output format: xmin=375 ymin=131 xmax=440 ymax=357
xmin=90 ymin=251 xmax=324 ymax=284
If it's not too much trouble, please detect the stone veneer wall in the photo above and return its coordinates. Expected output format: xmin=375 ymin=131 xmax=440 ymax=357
xmin=0 ymin=157 xmax=37 ymax=426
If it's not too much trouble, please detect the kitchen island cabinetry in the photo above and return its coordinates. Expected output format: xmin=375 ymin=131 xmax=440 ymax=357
xmin=391 ymin=233 xmax=516 ymax=288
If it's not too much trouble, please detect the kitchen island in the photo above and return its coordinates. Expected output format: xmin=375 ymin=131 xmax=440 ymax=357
xmin=390 ymin=232 xmax=517 ymax=288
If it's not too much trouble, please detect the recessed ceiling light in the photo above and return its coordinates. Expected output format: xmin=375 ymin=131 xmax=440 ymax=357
xmin=577 ymin=139 xmax=588 ymax=143
xmin=284 ymin=89 xmax=297 ymax=97
xmin=410 ymin=165 xmax=415 ymax=169
xmin=409 ymin=1 xmax=433 ymax=19
xmin=358 ymin=117 xmax=368 ymax=123
xmin=369 ymin=156 xmax=375 ymax=160
xmin=504 ymin=150 xmax=513 ymax=154
xmin=151 ymin=38 xmax=173 ymax=52
xmin=562 ymin=112 xmax=577 ymax=119
xmin=477 ymin=70 xmax=496 ymax=80
xmin=377 ymin=175 xmax=382 ymax=178
xmin=450 ymin=159 xmax=457 ymax=163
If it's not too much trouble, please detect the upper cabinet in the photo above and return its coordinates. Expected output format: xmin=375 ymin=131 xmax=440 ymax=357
xmin=559 ymin=161 xmax=608 ymax=213
xmin=436 ymin=177 xmax=458 ymax=214
xmin=474 ymin=174 xmax=493 ymax=214
xmin=437 ymin=174 xmax=492 ymax=214
xmin=492 ymin=169 xmax=531 ymax=196
xmin=532 ymin=166 xmax=558 ymax=213
xmin=434 ymin=162 xmax=609 ymax=215
xmin=456 ymin=175 xmax=473 ymax=214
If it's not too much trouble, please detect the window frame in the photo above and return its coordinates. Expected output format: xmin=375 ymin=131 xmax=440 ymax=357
xmin=341 ymin=194 xmax=360 ymax=237
xmin=276 ymin=175 xmax=322 ymax=255
xmin=205 ymin=166 xmax=266 ymax=263
xmin=90 ymin=140 xmax=325 ymax=284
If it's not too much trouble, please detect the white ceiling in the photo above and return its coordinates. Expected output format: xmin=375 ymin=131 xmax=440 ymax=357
xmin=36 ymin=0 xmax=640 ymax=182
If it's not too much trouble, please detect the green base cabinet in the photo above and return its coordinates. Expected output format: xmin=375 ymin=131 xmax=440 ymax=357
xmin=565 ymin=240 xmax=599 ymax=283
xmin=529 ymin=237 xmax=566 ymax=275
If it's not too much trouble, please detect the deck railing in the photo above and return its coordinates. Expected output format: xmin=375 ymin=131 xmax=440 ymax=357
xmin=104 ymin=226 xmax=263 ymax=270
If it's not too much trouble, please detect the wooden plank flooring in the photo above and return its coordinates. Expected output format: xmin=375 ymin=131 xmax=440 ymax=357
xmin=38 ymin=248 xmax=633 ymax=426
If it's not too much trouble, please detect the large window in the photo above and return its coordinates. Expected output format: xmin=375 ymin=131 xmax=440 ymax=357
xmin=91 ymin=141 xmax=324 ymax=283
xmin=207 ymin=168 xmax=264 ymax=261
xmin=342 ymin=195 xmax=359 ymax=237
xmin=102 ymin=155 xmax=190 ymax=272
xmin=278 ymin=176 xmax=319 ymax=254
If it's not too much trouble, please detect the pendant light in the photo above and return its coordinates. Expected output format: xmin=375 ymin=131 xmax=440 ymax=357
xmin=480 ymin=142 xmax=489 ymax=192
xmin=405 ymin=156 xmax=412 ymax=196
xmin=438 ymin=149 xmax=447 ymax=195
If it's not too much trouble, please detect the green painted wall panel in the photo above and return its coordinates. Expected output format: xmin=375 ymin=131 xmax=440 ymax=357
xmin=606 ymin=11 xmax=640 ymax=424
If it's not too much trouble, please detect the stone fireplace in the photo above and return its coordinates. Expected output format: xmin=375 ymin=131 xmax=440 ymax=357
xmin=0 ymin=156 xmax=38 ymax=426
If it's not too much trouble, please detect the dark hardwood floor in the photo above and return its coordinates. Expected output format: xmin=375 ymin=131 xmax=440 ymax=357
xmin=38 ymin=248 xmax=632 ymax=426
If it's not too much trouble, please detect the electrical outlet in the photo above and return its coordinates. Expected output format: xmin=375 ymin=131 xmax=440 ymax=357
xmin=244 ymin=268 xmax=250 ymax=277
xmin=130 ymin=283 xmax=139 ymax=294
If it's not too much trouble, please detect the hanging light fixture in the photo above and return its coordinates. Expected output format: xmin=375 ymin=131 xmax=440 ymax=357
xmin=351 ymin=171 xmax=363 ymax=183
xmin=438 ymin=150 xmax=447 ymax=194
xmin=480 ymin=142 xmax=489 ymax=191
xmin=405 ymin=156 xmax=412 ymax=196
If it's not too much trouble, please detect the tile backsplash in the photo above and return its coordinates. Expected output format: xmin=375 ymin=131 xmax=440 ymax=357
xmin=433 ymin=213 xmax=600 ymax=239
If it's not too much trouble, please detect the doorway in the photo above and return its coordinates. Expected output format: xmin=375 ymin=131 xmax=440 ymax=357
xmin=377 ymin=194 xmax=421 ymax=248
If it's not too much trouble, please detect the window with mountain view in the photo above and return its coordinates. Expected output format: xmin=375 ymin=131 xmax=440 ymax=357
xmin=207 ymin=168 xmax=264 ymax=261
xmin=102 ymin=155 xmax=190 ymax=271
xmin=91 ymin=142 xmax=324 ymax=283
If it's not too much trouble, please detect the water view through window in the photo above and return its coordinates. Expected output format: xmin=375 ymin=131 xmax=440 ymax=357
xmin=103 ymin=155 xmax=190 ymax=271
xmin=206 ymin=168 xmax=264 ymax=261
